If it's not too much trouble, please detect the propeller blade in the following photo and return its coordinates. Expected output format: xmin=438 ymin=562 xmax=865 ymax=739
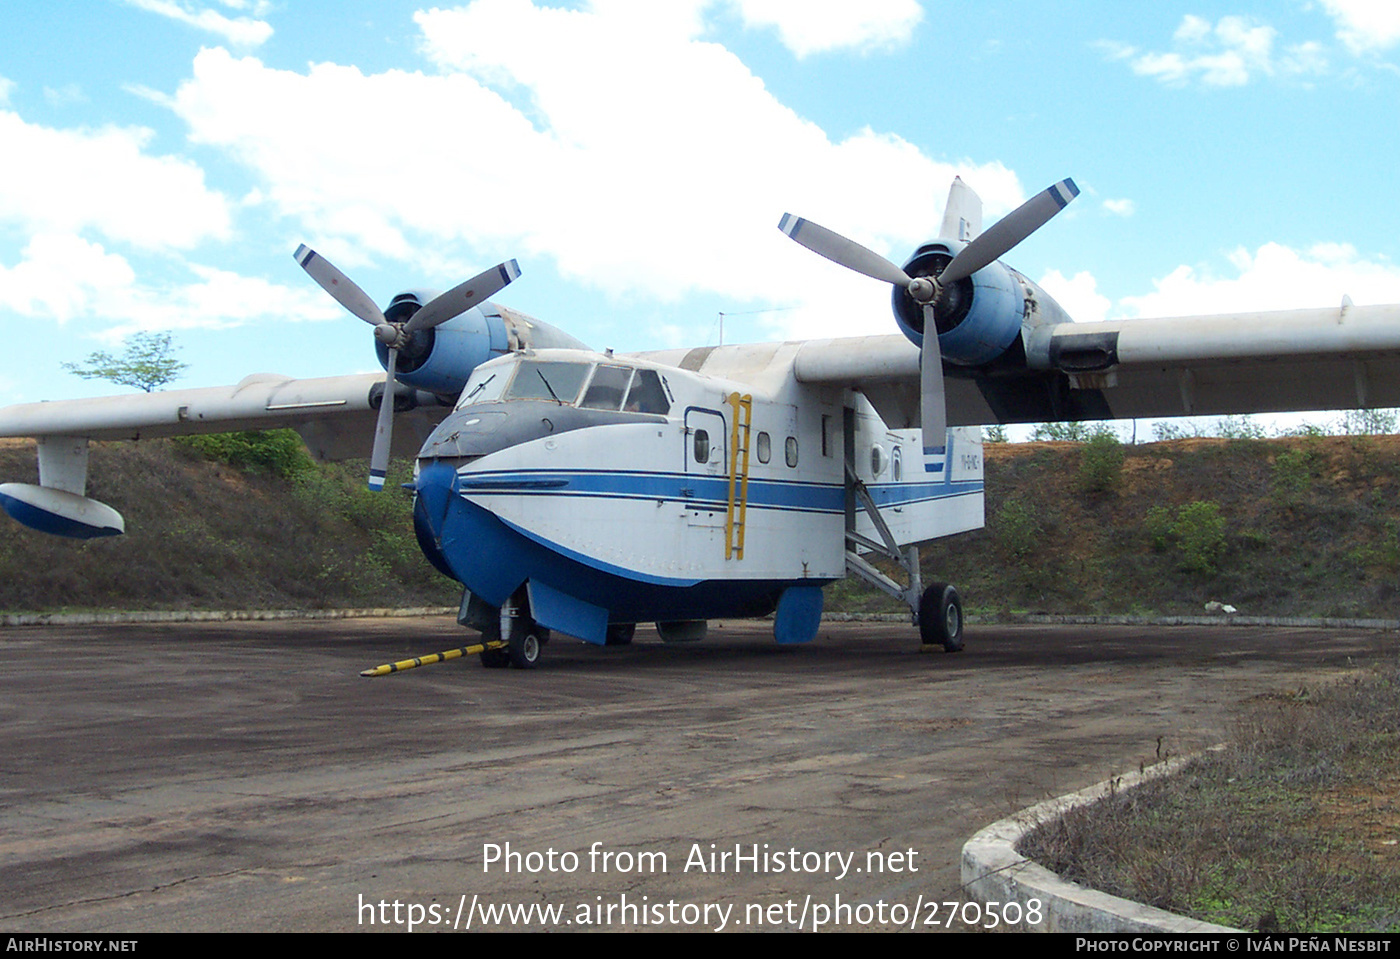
xmin=406 ymin=260 xmax=522 ymax=333
xmin=938 ymin=178 xmax=1078 ymax=286
xmin=919 ymin=302 xmax=947 ymax=458
xmin=293 ymin=244 xmax=386 ymax=327
xmin=368 ymin=347 xmax=398 ymax=492
xmin=778 ymin=213 xmax=913 ymax=288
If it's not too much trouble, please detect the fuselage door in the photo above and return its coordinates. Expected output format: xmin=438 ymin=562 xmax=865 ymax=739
xmin=684 ymin=407 xmax=726 ymax=475
xmin=683 ymin=407 xmax=727 ymax=528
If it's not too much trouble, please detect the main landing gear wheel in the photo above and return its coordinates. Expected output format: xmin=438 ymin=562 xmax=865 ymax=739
xmin=919 ymin=582 xmax=964 ymax=652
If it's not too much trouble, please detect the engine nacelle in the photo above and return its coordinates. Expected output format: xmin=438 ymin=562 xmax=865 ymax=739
xmin=891 ymin=241 xmax=1027 ymax=367
xmin=374 ymin=292 xmax=590 ymax=397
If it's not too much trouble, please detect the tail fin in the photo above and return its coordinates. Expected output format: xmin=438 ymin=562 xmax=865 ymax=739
xmin=939 ymin=176 xmax=982 ymax=242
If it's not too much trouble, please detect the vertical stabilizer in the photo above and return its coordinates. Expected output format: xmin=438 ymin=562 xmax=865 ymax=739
xmin=938 ymin=176 xmax=982 ymax=242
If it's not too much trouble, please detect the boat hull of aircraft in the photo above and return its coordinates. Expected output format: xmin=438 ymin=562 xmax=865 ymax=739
xmin=415 ymin=460 xmax=823 ymax=629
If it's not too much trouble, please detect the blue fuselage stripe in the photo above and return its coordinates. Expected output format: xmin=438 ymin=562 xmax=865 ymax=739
xmin=456 ymin=468 xmax=982 ymax=513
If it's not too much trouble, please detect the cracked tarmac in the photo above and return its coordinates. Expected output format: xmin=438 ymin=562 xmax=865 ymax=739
xmin=1 ymin=616 xmax=1393 ymax=932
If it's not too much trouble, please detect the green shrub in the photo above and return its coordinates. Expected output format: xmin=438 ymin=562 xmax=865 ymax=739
xmin=1144 ymin=501 xmax=1228 ymax=574
xmin=1174 ymin=501 xmax=1227 ymax=575
xmin=1270 ymin=448 xmax=1314 ymax=508
xmin=175 ymin=429 xmax=315 ymax=479
xmin=1145 ymin=505 xmax=1175 ymax=550
xmin=1079 ymin=430 xmax=1126 ymax=494
xmin=993 ymin=498 xmax=1042 ymax=561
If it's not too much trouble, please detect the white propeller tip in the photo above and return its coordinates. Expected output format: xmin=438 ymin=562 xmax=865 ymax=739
xmin=1050 ymin=179 xmax=1080 ymax=208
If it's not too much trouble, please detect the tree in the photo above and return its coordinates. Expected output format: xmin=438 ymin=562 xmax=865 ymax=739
xmin=1032 ymin=421 xmax=1090 ymax=442
xmin=62 ymin=332 xmax=188 ymax=393
xmin=1338 ymin=407 xmax=1398 ymax=435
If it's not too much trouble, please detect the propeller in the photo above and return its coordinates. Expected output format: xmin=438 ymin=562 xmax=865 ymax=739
xmin=293 ymin=246 xmax=521 ymax=490
xmin=779 ymin=178 xmax=1078 ymax=457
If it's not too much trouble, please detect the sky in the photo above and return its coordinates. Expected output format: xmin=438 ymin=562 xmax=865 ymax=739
xmin=2 ymin=0 xmax=1398 ymax=430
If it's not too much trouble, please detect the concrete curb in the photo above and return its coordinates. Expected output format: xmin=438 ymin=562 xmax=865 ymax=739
xmin=822 ymin=611 xmax=1400 ymax=630
xmin=5 ymin=607 xmax=1397 ymax=631
xmin=972 ymin=612 xmax=1400 ymax=631
xmin=0 ymin=607 xmax=456 ymax=628
xmin=960 ymin=759 xmax=1241 ymax=933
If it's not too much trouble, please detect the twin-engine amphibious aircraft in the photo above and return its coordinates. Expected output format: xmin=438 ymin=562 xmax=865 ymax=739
xmin=3 ymin=178 xmax=1400 ymax=668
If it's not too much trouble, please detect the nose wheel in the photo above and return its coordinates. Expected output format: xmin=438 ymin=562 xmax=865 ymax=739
xmin=479 ymin=588 xmax=549 ymax=669
xmin=508 ymin=625 xmax=544 ymax=669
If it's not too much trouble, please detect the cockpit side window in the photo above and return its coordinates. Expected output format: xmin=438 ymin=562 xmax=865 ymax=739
xmin=623 ymin=369 xmax=670 ymax=415
xmin=580 ymin=364 xmax=634 ymax=411
xmin=505 ymin=361 xmax=589 ymax=404
xmin=456 ymin=371 xmax=505 ymax=409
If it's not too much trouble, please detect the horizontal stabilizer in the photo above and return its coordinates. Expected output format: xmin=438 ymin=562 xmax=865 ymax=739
xmin=0 ymin=483 xmax=125 ymax=539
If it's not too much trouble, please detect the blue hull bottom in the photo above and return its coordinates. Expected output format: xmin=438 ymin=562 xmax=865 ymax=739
xmin=413 ymin=462 xmax=832 ymax=631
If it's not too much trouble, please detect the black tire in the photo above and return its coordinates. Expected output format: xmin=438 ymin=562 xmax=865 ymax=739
xmin=508 ymin=629 xmax=543 ymax=669
xmin=605 ymin=623 xmax=636 ymax=646
xmin=919 ymin=582 xmax=964 ymax=652
xmin=479 ymin=647 xmax=510 ymax=668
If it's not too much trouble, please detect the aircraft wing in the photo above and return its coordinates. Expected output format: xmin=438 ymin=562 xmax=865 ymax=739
xmin=793 ymin=302 xmax=1400 ymax=427
xmin=0 ymin=373 xmax=449 ymax=461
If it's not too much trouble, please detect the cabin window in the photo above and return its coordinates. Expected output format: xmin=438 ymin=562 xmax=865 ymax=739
xmin=694 ymin=429 xmax=711 ymax=464
xmin=785 ymin=436 xmax=798 ymax=468
xmin=581 ymin=364 xmax=633 ymax=411
xmin=505 ymin=360 xmax=589 ymax=404
xmin=871 ymin=445 xmax=886 ymax=478
xmin=892 ymin=446 xmax=902 ymax=482
xmin=624 ymin=369 xmax=670 ymax=414
xmin=756 ymin=431 xmax=771 ymax=464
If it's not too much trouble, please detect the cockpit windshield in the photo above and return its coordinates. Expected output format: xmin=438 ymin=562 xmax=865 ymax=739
xmin=458 ymin=358 xmax=671 ymax=415
xmin=506 ymin=360 xmax=590 ymax=404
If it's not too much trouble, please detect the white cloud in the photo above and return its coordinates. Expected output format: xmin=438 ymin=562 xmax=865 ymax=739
xmin=122 ymin=0 xmax=272 ymax=48
xmin=43 ymin=83 xmax=87 ymax=107
xmin=1038 ymin=269 xmax=1112 ymax=324
xmin=1119 ymin=241 xmax=1400 ymax=318
xmin=0 ymin=76 xmax=14 ymax=106
xmin=1104 ymin=15 xmax=1327 ymax=86
xmin=1317 ymin=0 xmax=1400 ymax=54
xmin=162 ymin=3 xmax=1022 ymax=341
xmin=1102 ymin=198 xmax=1135 ymax=217
xmin=730 ymin=0 xmax=923 ymax=58
xmin=0 ymin=234 xmax=137 ymax=324
xmin=0 ymin=233 xmax=339 ymax=334
xmin=0 ymin=110 xmax=232 ymax=250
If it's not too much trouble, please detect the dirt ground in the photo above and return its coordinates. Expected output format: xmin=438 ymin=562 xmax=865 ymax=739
xmin=1 ymin=616 xmax=1394 ymax=933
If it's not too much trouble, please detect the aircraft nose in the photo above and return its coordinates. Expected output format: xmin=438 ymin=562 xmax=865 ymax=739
xmin=414 ymin=460 xmax=459 ymax=541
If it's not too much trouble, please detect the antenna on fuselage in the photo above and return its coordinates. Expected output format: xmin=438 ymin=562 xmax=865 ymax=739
xmin=713 ymin=306 xmax=796 ymax=347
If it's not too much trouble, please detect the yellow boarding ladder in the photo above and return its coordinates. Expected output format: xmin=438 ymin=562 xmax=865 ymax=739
xmin=724 ymin=392 xmax=753 ymax=560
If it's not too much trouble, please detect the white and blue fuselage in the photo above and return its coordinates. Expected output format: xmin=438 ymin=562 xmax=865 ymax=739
xmin=412 ymin=346 xmax=983 ymax=647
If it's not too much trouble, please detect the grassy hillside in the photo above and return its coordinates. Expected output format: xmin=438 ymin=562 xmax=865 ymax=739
xmin=0 ymin=437 xmax=458 ymax=613
xmin=3 ymin=433 xmax=1398 ymax=617
xmin=837 ymin=433 xmax=1400 ymax=619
